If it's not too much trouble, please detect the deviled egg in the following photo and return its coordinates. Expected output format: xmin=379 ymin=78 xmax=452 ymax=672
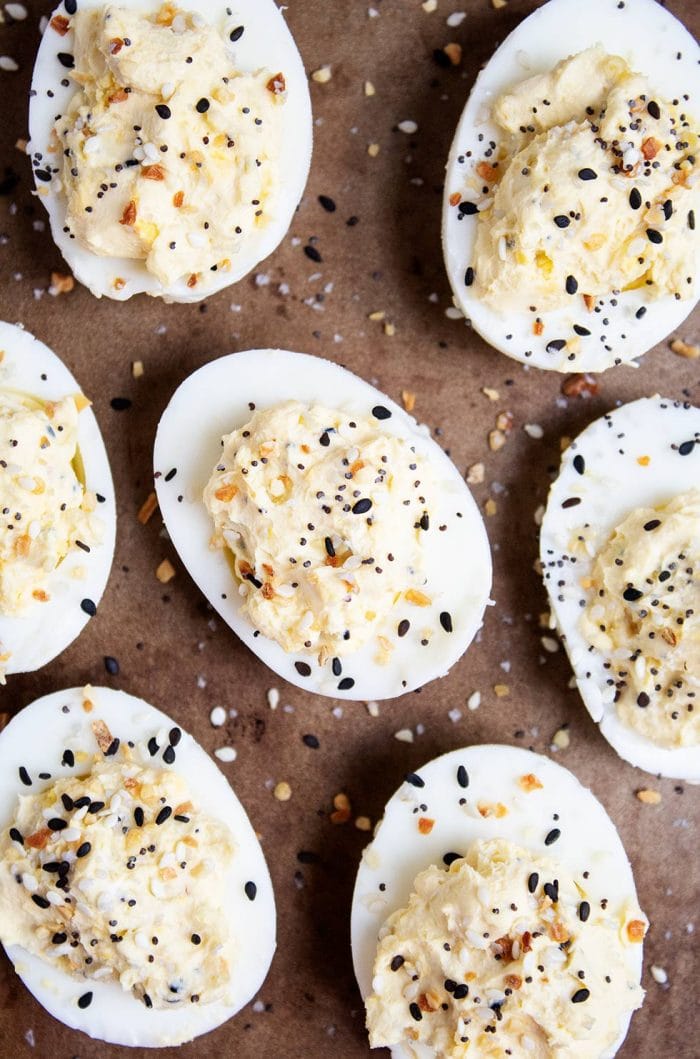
xmin=541 ymin=396 xmax=700 ymax=781
xmin=0 ymin=685 xmax=275 ymax=1047
xmin=351 ymin=744 xmax=647 ymax=1058
xmin=29 ymin=0 xmax=312 ymax=302
xmin=0 ymin=322 xmax=115 ymax=681
xmin=154 ymin=349 xmax=492 ymax=700
xmin=442 ymin=0 xmax=699 ymax=372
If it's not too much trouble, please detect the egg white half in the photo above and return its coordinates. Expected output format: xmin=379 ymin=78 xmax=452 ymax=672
xmin=28 ymin=0 xmax=313 ymax=302
xmin=0 ymin=686 xmax=276 ymax=1047
xmin=442 ymin=0 xmax=700 ymax=372
xmin=154 ymin=349 xmax=492 ymax=701
xmin=351 ymin=743 xmax=645 ymax=1059
xmin=0 ymin=322 xmax=116 ymax=677
xmin=540 ymin=396 xmax=700 ymax=781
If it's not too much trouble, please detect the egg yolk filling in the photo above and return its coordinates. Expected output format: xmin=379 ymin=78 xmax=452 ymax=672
xmin=366 ymin=838 xmax=645 ymax=1059
xmin=0 ymin=391 xmax=101 ymax=672
xmin=203 ymin=400 xmax=433 ymax=663
xmin=0 ymin=718 xmax=235 ymax=1010
xmin=580 ymin=489 xmax=700 ymax=748
xmin=469 ymin=45 xmax=698 ymax=312
xmin=55 ymin=3 xmax=284 ymax=291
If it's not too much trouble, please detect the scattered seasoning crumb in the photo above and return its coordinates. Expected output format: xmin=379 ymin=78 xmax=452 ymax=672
xmin=311 ymin=65 xmax=332 ymax=84
xmin=492 ymin=0 xmax=508 ymax=8
xmin=401 ymin=390 xmax=416 ymax=412
xmin=670 ymin=337 xmax=699 ymax=359
xmin=636 ymin=788 xmax=662 ymax=805
xmin=364 ymin=80 xmax=375 ymax=97
xmin=355 ymin=815 xmax=372 ymax=831
xmin=137 ymin=492 xmax=158 ymax=525
xmin=330 ymin=792 xmax=352 ymax=824
xmin=467 ymin=463 xmax=485 ymax=485
xmin=551 ymin=726 xmax=571 ymax=750
xmin=273 ymin=781 xmax=292 ymax=802
xmin=367 ymin=143 xmax=381 ymax=157
xmin=443 ymin=43 xmax=462 ymax=66
xmin=485 ymin=498 xmax=497 ymax=517
xmin=493 ymin=684 xmax=509 ymax=698
xmin=156 ymin=559 xmax=176 ymax=583
xmin=561 ymin=373 xmax=599 ymax=398
xmin=49 ymin=271 xmax=74 ymax=296
xmin=132 ymin=359 xmax=144 ymax=378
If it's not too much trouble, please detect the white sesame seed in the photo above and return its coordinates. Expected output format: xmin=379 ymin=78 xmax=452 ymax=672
xmin=467 ymin=691 xmax=481 ymax=711
xmin=650 ymin=965 xmax=668 ymax=984
xmin=214 ymin=746 xmax=237 ymax=763
xmin=524 ymin=423 xmax=544 ymax=439
xmin=210 ymin=706 xmax=227 ymax=727
xmin=266 ymin=687 xmax=280 ymax=710
xmin=6 ymin=4 xmax=28 ymax=20
xmin=394 ymin=728 xmax=414 ymax=743
xmin=0 ymin=56 xmax=19 ymax=71
xmin=398 ymin=120 xmax=418 ymax=135
xmin=446 ymin=12 xmax=466 ymax=26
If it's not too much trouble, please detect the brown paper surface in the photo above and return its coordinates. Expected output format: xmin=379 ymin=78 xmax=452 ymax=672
xmin=0 ymin=1 xmax=698 ymax=1056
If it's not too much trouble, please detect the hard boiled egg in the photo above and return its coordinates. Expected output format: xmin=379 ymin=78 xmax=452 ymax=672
xmin=0 ymin=322 xmax=115 ymax=679
xmin=154 ymin=349 xmax=492 ymax=701
xmin=541 ymin=396 xmax=700 ymax=780
xmin=351 ymin=744 xmax=646 ymax=1058
xmin=442 ymin=0 xmax=699 ymax=372
xmin=29 ymin=0 xmax=312 ymax=302
xmin=0 ymin=685 xmax=276 ymax=1047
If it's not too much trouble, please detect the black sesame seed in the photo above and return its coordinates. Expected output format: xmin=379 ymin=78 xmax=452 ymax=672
xmin=19 ymin=766 xmax=31 ymax=786
xmin=544 ymin=880 xmax=559 ymax=903
xmin=88 ymin=801 xmax=104 ymax=814
xmin=372 ymin=405 xmax=392 ymax=420
xmin=324 ymin=537 xmax=335 ymax=558
xmin=65 ymin=0 xmax=77 ymax=14
xmin=195 ymin=97 xmax=210 ymax=113
xmin=637 ymin=692 xmax=650 ymax=708
xmin=110 ymin=397 xmax=131 ymax=411
xmin=439 ymin=611 xmax=453 ymax=633
xmin=164 ymin=467 xmax=177 ymax=482
xmin=169 ymin=727 xmax=181 ymax=746
xmin=464 ymin=266 xmax=475 ymax=286
xmin=9 ymin=828 xmax=23 ymax=845
xmin=458 ymin=201 xmax=478 ymax=216
xmin=544 ymin=828 xmax=561 ymax=846
xmin=646 ymin=228 xmax=663 ymax=244
xmin=390 ymin=955 xmax=405 ymax=971
xmin=578 ymin=168 xmax=597 ymax=181
xmin=191 ymin=933 xmax=201 ymax=945
xmin=76 ymin=842 xmax=91 ymax=858
xmin=134 ymin=807 xmax=144 ymax=827
xmin=147 ymin=737 xmax=159 ymax=757
xmin=573 ymin=454 xmax=585 ymax=475
xmin=105 ymin=738 xmax=120 ymax=757
xmin=546 ymin=339 xmax=567 ymax=353
xmin=573 ymin=324 xmax=591 ymax=336
xmin=562 ymin=497 xmax=581 ymax=509
xmin=48 ymin=818 xmax=67 ymax=831
xmin=678 ymin=440 xmax=695 ymax=456
xmin=554 ymin=215 xmax=570 ymax=228
xmin=629 ymin=188 xmax=642 ymax=210
xmin=52 ymin=932 xmax=67 ymax=944
xmin=318 ymin=194 xmax=336 ymax=213
xmin=443 ymin=852 xmax=462 ymax=866
xmin=635 ymin=306 xmax=647 ymax=319
xmin=572 ymin=988 xmax=590 ymax=1004
xmin=302 ymin=734 xmax=320 ymax=749
xmin=623 ymin=587 xmax=643 ymax=602
xmin=338 ymin=677 xmax=355 ymax=691
xmin=352 ymin=498 xmax=372 ymax=515
xmin=398 ymin=619 xmax=410 ymax=637
xmin=57 ymin=52 xmax=75 ymax=69
xmin=163 ymin=745 xmax=176 ymax=765
xmin=155 ymin=806 xmax=172 ymax=825
xmin=244 ymin=880 xmax=257 ymax=901
xmin=647 ymin=100 xmax=661 ymax=119
xmin=81 ymin=598 xmax=96 ymax=617
xmin=32 ymin=894 xmax=50 ymax=909
xmin=644 ymin=519 xmax=661 ymax=531
xmin=155 ymin=104 xmax=171 ymax=120
xmin=453 ymin=984 xmax=469 ymax=1000
xmin=456 ymin=765 xmax=469 ymax=789
xmin=528 ymin=872 xmax=539 ymax=894
xmin=565 ymin=275 xmax=578 ymax=295
xmin=409 ymin=1002 xmax=423 ymax=1022
xmin=295 ymin=661 xmax=312 ymax=677
xmin=405 ymin=772 xmax=425 ymax=788
xmin=103 ymin=656 xmax=119 ymax=676
xmin=579 ymin=901 xmax=591 ymax=922
xmin=304 ymin=244 xmax=322 ymax=262
xmin=319 ymin=430 xmax=330 ymax=447
xmin=77 ymin=991 xmax=93 ymax=1009
xmin=229 ymin=25 xmax=244 ymax=42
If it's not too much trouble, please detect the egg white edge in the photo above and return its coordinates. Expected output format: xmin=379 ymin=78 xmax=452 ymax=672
xmin=350 ymin=743 xmax=646 ymax=1059
xmin=28 ymin=0 xmax=313 ymax=303
xmin=540 ymin=395 xmax=700 ymax=781
xmin=0 ymin=685 xmax=277 ymax=1047
xmin=153 ymin=348 xmax=493 ymax=702
xmin=441 ymin=0 xmax=700 ymax=373
xmin=0 ymin=321 xmax=116 ymax=677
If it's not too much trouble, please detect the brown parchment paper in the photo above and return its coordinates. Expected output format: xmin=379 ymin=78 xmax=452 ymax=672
xmin=0 ymin=1 xmax=698 ymax=1057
